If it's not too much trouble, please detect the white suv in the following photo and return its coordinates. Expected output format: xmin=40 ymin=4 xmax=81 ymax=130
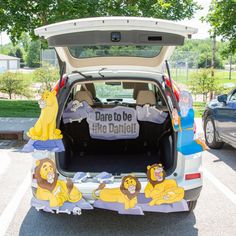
xmin=34 ymin=17 xmax=202 ymax=212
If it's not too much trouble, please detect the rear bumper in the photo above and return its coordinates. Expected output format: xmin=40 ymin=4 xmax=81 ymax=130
xmin=184 ymin=186 xmax=202 ymax=201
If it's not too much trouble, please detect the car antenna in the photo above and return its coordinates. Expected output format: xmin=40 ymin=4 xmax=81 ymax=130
xmin=71 ymin=70 xmax=93 ymax=79
xmin=98 ymin=67 xmax=107 ymax=78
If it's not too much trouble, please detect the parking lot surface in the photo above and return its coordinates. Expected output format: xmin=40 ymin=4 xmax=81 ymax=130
xmin=0 ymin=140 xmax=236 ymax=236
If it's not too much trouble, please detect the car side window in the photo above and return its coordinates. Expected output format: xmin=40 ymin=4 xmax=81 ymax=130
xmin=229 ymin=91 xmax=236 ymax=102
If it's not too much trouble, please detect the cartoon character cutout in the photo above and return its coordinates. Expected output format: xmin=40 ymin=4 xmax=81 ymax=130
xmin=172 ymin=90 xmax=206 ymax=155
xmin=144 ymin=164 xmax=184 ymax=206
xmin=93 ymin=175 xmax=141 ymax=210
xmin=34 ymin=158 xmax=82 ymax=208
xmin=28 ymin=90 xmax=62 ymax=141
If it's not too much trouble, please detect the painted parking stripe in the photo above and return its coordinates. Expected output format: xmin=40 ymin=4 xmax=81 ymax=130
xmin=0 ymin=172 xmax=31 ymax=236
xmin=0 ymin=151 xmax=11 ymax=176
xmin=203 ymin=168 xmax=236 ymax=205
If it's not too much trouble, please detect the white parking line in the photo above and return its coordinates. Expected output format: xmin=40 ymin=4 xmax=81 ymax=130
xmin=0 ymin=172 xmax=31 ymax=236
xmin=203 ymin=168 xmax=236 ymax=205
xmin=0 ymin=151 xmax=11 ymax=176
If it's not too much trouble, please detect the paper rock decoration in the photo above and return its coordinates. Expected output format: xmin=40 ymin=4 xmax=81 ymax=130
xmin=172 ymin=90 xmax=206 ymax=155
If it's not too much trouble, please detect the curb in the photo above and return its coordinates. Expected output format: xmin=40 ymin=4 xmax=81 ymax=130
xmin=0 ymin=130 xmax=24 ymax=141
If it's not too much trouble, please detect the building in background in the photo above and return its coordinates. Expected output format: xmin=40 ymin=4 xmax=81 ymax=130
xmin=0 ymin=54 xmax=20 ymax=72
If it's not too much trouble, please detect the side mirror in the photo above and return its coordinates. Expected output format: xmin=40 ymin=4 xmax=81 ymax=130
xmin=217 ymin=94 xmax=227 ymax=103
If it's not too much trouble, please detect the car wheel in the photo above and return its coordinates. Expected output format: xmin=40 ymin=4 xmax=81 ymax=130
xmin=204 ymin=116 xmax=224 ymax=149
xmin=187 ymin=200 xmax=197 ymax=212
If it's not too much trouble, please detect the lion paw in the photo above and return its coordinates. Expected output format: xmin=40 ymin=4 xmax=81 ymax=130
xmin=54 ymin=129 xmax=62 ymax=135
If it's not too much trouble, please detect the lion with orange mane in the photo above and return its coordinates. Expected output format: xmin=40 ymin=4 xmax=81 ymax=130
xmin=93 ymin=175 xmax=141 ymax=210
xmin=145 ymin=164 xmax=184 ymax=206
xmin=34 ymin=158 xmax=82 ymax=208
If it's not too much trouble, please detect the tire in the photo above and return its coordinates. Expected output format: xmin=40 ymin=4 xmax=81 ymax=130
xmin=204 ymin=116 xmax=224 ymax=149
xmin=187 ymin=200 xmax=198 ymax=212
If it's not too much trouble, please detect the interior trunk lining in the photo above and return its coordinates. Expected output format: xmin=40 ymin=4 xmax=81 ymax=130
xmin=58 ymin=116 xmax=175 ymax=175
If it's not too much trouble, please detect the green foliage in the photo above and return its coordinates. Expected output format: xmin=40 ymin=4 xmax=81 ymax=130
xmin=33 ymin=63 xmax=59 ymax=91
xmin=0 ymin=72 xmax=32 ymax=99
xmin=206 ymin=0 xmax=236 ymax=54
xmin=170 ymin=38 xmax=226 ymax=69
xmin=188 ymin=69 xmax=220 ymax=101
xmin=25 ymin=40 xmax=41 ymax=68
xmin=0 ymin=100 xmax=40 ymax=117
xmin=193 ymin=102 xmax=206 ymax=118
xmin=0 ymin=0 xmax=200 ymax=42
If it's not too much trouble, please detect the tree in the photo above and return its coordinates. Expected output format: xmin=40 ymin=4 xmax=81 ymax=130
xmin=0 ymin=72 xmax=32 ymax=99
xmin=15 ymin=48 xmax=24 ymax=67
xmin=0 ymin=0 xmax=200 ymax=42
xmin=25 ymin=40 xmax=41 ymax=68
xmin=206 ymin=0 xmax=236 ymax=54
xmin=170 ymin=38 xmax=226 ymax=69
xmin=33 ymin=63 xmax=59 ymax=91
xmin=188 ymin=69 xmax=220 ymax=102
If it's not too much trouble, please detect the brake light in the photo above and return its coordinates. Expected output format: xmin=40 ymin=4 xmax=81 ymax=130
xmin=52 ymin=75 xmax=68 ymax=94
xmin=185 ymin=173 xmax=201 ymax=180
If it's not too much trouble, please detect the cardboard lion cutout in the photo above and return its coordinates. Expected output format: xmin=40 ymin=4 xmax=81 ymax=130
xmin=28 ymin=90 xmax=62 ymax=141
xmin=34 ymin=158 xmax=82 ymax=207
xmin=93 ymin=175 xmax=141 ymax=210
xmin=144 ymin=164 xmax=184 ymax=206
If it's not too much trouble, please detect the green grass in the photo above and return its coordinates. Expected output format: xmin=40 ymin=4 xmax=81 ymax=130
xmin=193 ymin=102 xmax=206 ymax=118
xmin=0 ymin=99 xmax=206 ymax=119
xmin=0 ymin=100 xmax=40 ymax=117
xmin=171 ymin=69 xmax=236 ymax=87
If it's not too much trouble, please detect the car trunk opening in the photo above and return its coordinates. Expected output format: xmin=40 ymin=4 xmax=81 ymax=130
xmin=56 ymin=79 xmax=177 ymax=177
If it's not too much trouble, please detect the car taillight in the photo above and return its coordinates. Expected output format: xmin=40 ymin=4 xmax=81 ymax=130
xmin=52 ymin=75 xmax=68 ymax=94
xmin=164 ymin=76 xmax=180 ymax=102
xmin=185 ymin=173 xmax=201 ymax=180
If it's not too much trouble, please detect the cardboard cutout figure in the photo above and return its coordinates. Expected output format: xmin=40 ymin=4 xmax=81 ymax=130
xmin=144 ymin=164 xmax=184 ymax=206
xmin=172 ymin=90 xmax=206 ymax=155
xmin=34 ymin=158 xmax=82 ymax=208
xmin=28 ymin=90 xmax=62 ymax=141
xmin=93 ymin=175 xmax=141 ymax=210
xmin=23 ymin=90 xmax=64 ymax=152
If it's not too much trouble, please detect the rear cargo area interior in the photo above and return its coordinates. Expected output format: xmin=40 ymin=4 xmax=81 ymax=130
xmin=57 ymin=80 xmax=176 ymax=175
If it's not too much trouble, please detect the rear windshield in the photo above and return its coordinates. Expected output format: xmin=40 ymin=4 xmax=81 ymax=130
xmin=68 ymin=45 xmax=163 ymax=58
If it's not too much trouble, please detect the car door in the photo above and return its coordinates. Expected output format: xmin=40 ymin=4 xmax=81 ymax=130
xmin=216 ymin=90 xmax=236 ymax=145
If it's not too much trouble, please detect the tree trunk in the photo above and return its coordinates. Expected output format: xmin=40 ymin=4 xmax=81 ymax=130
xmin=229 ymin=54 xmax=232 ymax=80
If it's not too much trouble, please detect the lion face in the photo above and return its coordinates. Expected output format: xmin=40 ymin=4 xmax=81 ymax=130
xmin=39 ymin=90 xmax=57 ymax=108
xmin=120 ymin=175 xmax=141 ymax=199
xmin=123 ymin=176 xmax=137 ymax=194
xmin=34 ymin=158 xmax=58 ymax=191
xmin=39 ymin=161 xmax=55 ymax=184
xmin=147 ymin=164 xmax=166 ymax=185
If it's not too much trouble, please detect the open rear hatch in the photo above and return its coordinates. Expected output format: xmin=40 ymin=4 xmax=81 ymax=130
xmin=35 ymin=16 xmax=197 ymax=73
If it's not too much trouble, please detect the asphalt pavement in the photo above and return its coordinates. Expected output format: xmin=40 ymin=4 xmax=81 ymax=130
xmin=0 ymin=120 xmax=236 ymax=236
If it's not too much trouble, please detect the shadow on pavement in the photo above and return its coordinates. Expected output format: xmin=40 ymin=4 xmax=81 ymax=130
xmin=207 ymin=144 xmax=236 ymax=171
xmin=19 ymin=207 xmax=197 ymax=236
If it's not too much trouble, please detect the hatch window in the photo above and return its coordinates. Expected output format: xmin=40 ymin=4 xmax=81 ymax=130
xmin=68 ymin=45 xmax=163 ymax=59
